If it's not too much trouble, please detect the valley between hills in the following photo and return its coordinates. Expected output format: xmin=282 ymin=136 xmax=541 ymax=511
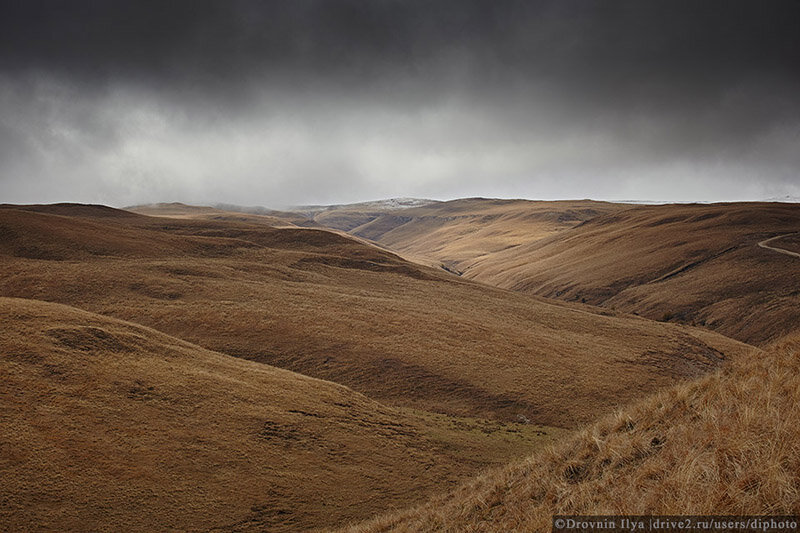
xmin=1 ymin=198 xmax=798 ymax=531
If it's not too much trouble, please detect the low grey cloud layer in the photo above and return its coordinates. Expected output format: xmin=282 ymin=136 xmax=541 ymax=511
xmin=1 ymin=0 xmax=799 ymax=207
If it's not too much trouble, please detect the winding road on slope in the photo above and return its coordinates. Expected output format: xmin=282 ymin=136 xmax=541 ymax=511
xmin=758 ymin=233 xmax=800 ymax=259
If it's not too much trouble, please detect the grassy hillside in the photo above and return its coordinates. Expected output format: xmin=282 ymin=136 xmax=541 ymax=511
xmin=467 ymin=203 xmax=800 ymax=345
xmin=306 ymin=198 xmax=623 ymax=273
xmin=0 ymin=297 xmax=564 ymax=532
xmin=305 ymin=199 xmax=800 ymax=346
xmin=126 ymin=202 xmax=320 ymax=228
xmin=297 ymin=198 xmax=440 ymax=232
xmin=343 ymin=334 xmax=799 ymax=532
xmin=0 ymin=206 xmax=750 ymax=429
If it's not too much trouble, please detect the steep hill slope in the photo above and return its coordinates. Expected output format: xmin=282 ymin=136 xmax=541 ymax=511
xmin=468 ymin=203 xmax=800 ymax=345
xmin=344 ymin=334 xmax=799 ymax=532
xmin=0 ymin=297 xmax=563 ymax=532
xmin=0 ymin=205 xmax=750 ymax=428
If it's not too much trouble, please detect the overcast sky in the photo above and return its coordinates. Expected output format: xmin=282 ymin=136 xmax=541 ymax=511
xmin=1 ymin=0 xmax=799 ymax=207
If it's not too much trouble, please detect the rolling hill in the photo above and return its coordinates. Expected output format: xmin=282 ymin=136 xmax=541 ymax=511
xmin=296 ymin=198 xmax=623 ymax=273
xmin=303 ymin=199 xmax=800 ymax=346
xmin=4 ymin=200 xmax=796 ymax=532
xmin=464 ymin=203 xmax=800 ymax=346
xmin=342 ymin=333 xmax=800 ymax=532
xmin=294 ymin=198 xmax=441 ymax=232
xmin=0 ymin=297 xmax=564 ymax=532
xmin=125 ymin=202 xmax=318 ymax=228
xmin=0 ymin=204 xmax=750 ymax=429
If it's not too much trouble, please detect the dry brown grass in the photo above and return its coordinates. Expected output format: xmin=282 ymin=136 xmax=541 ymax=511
xmin=0 ymin=297 xmax=564 ymax=531
xmin=1 ymin=202 xmax=792 ymax=531
xmin=0 ymin=205 xmax=750 ymax=428
xmin=132 ymin=200 xmax=800 ymax=347
xmin=306 ymin=198 xmax=623 ymax=274
xmin=449 ymin=202 xmax=800 ymax=346
xmin=342 ymin=334 xmax=800 ymax=532
xmin=125 ymin=201 xmax=316 ymax=228
xmin=306 ymin=199 xmax=800 ymax=346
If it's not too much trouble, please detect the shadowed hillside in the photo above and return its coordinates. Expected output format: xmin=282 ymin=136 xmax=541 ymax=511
xmin=0 ymin=205 xmax=750 ymax=428
xmin=342 ymin=334 xmax=800 ymax=532
xmin=0 ymin=297 xmax=564 ymax=532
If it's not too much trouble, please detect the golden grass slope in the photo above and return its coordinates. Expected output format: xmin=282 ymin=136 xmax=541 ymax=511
xmin=297 ymin=198 xmax=440 ymax=232
xmin=343 ymin=334 xmax=800 ymax=532
xmin=0 ymin=206 xmax=751 ymax=429
xmin=308 ymin=198 xmax=623 ymax=274
xmin=468 ymin=203 xmax=800 ymax=345
xmin=308 ymin=199 xmax=800 ymax=346
xmin=0 ymin=297 xmax=563 ymax=532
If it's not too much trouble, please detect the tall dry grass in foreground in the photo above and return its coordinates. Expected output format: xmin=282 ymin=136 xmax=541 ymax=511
xmin=342 ymin=335 xmax=800 ymax=532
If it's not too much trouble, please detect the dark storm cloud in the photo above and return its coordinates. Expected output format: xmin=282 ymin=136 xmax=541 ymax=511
xmin=1 ymin=0 xmax=799 ymax=205
xmin=4 ymin=1 xmax=799 ymax=95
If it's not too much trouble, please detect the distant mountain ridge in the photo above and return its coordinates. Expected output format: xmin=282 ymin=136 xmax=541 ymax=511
xmin=290 ymin=197 xmax=440 ymax=216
